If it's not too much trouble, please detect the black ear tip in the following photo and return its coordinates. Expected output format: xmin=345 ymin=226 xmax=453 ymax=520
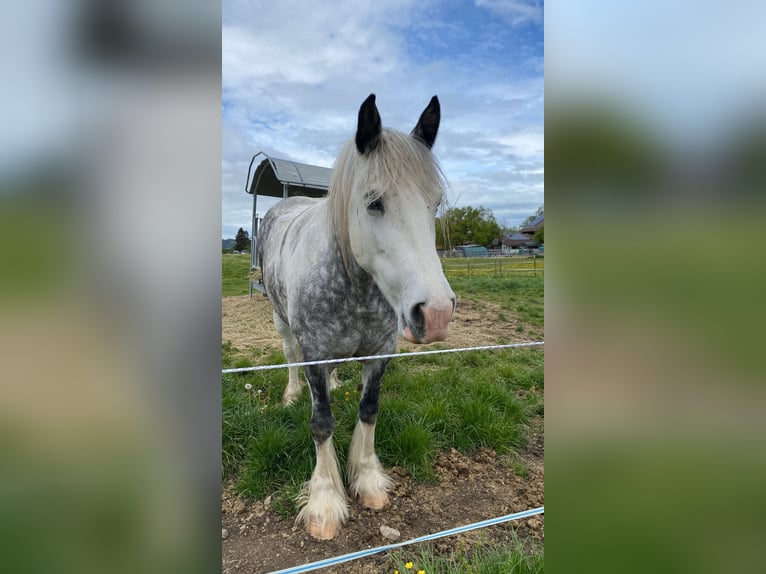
xmin=356 ymin=93 xmax=382 ymax=154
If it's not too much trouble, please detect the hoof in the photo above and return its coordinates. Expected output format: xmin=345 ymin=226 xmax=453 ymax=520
xmin=306 ymin=520 xmax=339 ymax=540
xmin=360 ymin=491 xmax=390 ymax=510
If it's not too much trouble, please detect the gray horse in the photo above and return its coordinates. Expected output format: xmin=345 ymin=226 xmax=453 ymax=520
xmin=257 ymin=94 xmax=455 ymax=539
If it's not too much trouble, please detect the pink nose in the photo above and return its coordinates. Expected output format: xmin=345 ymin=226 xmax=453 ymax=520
xmin=403 ymin=298 xmax=455 ymax=344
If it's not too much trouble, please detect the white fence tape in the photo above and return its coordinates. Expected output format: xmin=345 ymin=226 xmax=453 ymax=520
xmin=222 ymin=341 xmax=544 ymax=374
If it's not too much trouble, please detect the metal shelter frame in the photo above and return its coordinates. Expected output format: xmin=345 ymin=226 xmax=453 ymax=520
xmin=244 ymin=151 xmax=333 ymax=296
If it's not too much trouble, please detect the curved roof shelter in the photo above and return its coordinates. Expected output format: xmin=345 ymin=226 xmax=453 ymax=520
xmin=246 ymin=151 xmax=332 ymax=198
xmin=244 ymin=152 xmax=334 ymax=295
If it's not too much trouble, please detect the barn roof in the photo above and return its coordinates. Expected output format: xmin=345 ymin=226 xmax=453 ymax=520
xmin=504 ymin=233 xmax=532 ymax=241
xmin=245 ymin=151 xmax=332 ymax=198
xmin=521 ymin=213 xmax=544 ymax=232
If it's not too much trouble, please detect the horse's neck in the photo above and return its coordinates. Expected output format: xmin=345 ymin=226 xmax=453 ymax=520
xmin=318 ymin=200 xmax=385 ymax=301
xmin=330 ymin=240 xmax=367 ymax=291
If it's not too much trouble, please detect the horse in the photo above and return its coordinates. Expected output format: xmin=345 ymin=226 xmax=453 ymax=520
xmin=257 ymin=94 xmax=456 ymax=540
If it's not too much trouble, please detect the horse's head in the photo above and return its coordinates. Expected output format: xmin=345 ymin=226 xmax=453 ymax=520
xmin=330 ymin=94 xmax=456 ymax=344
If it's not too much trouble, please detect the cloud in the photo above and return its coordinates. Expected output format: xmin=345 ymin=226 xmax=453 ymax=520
xmin=222 ymin=0 xmax=544 ymax=237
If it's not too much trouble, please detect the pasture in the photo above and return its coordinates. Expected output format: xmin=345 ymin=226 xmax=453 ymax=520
xmin=222 ymin=252 xmax=545 ymax=296
xmin=221 ymin=252 xmax=544 ymax=573
xmin=441 ymin=255 xmax=544 ymax=279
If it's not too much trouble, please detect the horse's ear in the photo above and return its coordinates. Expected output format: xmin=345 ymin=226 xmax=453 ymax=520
xmin=411 ymin=95 xmax=440 ymax=149
xmin=356 ymin=94 xmax=382 ymax=155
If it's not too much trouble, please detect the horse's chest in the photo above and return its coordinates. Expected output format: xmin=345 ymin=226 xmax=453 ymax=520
xmin=291 ymin=281 xmax=396 ymax=358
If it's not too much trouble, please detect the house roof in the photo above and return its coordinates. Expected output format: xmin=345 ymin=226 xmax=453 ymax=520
xmin=503 ymin=233 xmax=538 ymax=247
xmin=246 ymin=151 xmax=332 ymax=198
xmin=504 ymin=233 xmax=531 ymax=241
xmin=520 ymin=213 xmax=544 ymax=233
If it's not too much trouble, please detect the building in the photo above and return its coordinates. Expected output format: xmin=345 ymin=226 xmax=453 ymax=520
xmin=501 ymin=212 xmax=543 ymax=254
xmin=457 ymin=244 xmax=488 ymax=257
xmin=520 ymin=213 xmax=544 ymax=236
xmin=245 ymin=151 xmax=333 ymax=296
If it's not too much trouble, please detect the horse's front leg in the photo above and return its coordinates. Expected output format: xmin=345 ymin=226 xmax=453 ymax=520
xmin=348 ymin=358 xmax=393 ymax=510
xmin=296 ymin=364 xmax=348 ymax=540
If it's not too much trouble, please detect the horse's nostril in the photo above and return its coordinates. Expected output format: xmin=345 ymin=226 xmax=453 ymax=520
xmin=409 ymin=302 xmax=426 ymax=330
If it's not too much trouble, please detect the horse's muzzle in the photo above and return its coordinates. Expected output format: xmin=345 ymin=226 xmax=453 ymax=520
xmin=402 ymin=297 xmax=455 ymax=344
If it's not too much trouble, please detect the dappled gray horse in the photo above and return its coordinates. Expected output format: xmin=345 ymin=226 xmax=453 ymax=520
xmin=257 ymin=94 xmax=455 ymax=539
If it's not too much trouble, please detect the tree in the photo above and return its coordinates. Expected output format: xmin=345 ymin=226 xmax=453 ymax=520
xmin=234 ymin=227 xmax=250 ymax=252
xmin=436 ymin=206 xmax=501 ymax=250
xmin=533 ymin=226 xmax=544 ymax=244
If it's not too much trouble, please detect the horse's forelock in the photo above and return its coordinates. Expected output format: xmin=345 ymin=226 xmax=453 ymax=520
xmin=327 ymin=129 xmax=446 ymax=273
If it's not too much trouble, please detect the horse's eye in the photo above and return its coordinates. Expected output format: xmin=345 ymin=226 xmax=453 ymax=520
xmin=367 ymin=197 xmax=384 ymax=214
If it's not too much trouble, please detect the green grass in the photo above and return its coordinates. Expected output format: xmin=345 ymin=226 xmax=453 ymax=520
xmin=441 ymin=256 xmax=544 ymax=280
xmin=514 ymin=461 xmax=531 ymax=478
xmin=222 ymin=264 xmax=543 ymax=529
xmin=222 ymin=253 xmax=544 ymax=307
xmin=222 ymin=253 xmax=251 ymax=296
xmin=391 ymin=536 xmax=544 ymax=574
xmin=221 ymin=271 xmax=544 ymax=570
xmin=223 ymin=346 xmax=543 ymax=511
xmin=451 ymin=275 xmax=544 ymax=328
xmin=0 ymin=200 xmax=73 ymax=299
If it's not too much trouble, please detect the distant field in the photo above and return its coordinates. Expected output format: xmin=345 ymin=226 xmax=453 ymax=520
xmin=222 ymin=252 xmax=544 ymax=297
xmin=222 ymin=253 xmax=251 ymax=297
xmin=441 ymin=255 xmax=544 ymax=278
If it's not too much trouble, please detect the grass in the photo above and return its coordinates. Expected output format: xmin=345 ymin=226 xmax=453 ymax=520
xmin=222 ymin=271 xmax=544 ymax=509
xmin=0 ymin=199 xmax=73 ymax=299
xmin=390 ymin=535 xmax=544 ymax=574
xmin=514 ymin=462 xmax=531 ymax=479
xmin=449 ymin=275 xmax=544 ymax=328
xmin=441 ymin=256 xmax=543 ymax=280
xmin=222 ymin=253 xmax=251 ymax=296
xmin=222 ymin=253 xmax=544 ymax=302
xmin=221 ymin=257 xmax=544 ymax=567
xmin=222 ymin=274 xmax=544 ymax=500
xmin=223 ymin=345 xmax=543 ymax=509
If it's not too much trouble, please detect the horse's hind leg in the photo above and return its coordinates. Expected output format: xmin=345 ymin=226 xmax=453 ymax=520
xmin=273 ymin=312 xmax=304 ymax=406
xmin=348 ymin=358 xmax=393 ymax=510
xmin=328 ymin=367 xmax=342 ymax=390
xmin=297 ymin=363 xmax=348 ymax=540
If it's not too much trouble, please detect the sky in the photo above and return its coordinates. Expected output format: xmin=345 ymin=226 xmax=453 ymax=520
xmin=546 ymin=1 xmax=766 ymax=150
xmin=222 ymin=0 xmax=544 ymax=238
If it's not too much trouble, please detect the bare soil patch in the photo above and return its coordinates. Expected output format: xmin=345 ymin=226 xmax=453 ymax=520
xmin=222 ymin=294 xmax=544 ymax=573
xmin=222 ymin=295 xmax=538 ymax=356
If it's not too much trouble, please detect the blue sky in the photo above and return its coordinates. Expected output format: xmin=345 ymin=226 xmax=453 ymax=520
xmin=222 ymin=0 xmax=544 ymax=238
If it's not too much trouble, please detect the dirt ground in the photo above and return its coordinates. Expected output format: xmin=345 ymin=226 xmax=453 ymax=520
xmin=222 ymin=293 xmax=541 ymax=356
xmin=222 ymin=294 xmax=544 ymax=573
